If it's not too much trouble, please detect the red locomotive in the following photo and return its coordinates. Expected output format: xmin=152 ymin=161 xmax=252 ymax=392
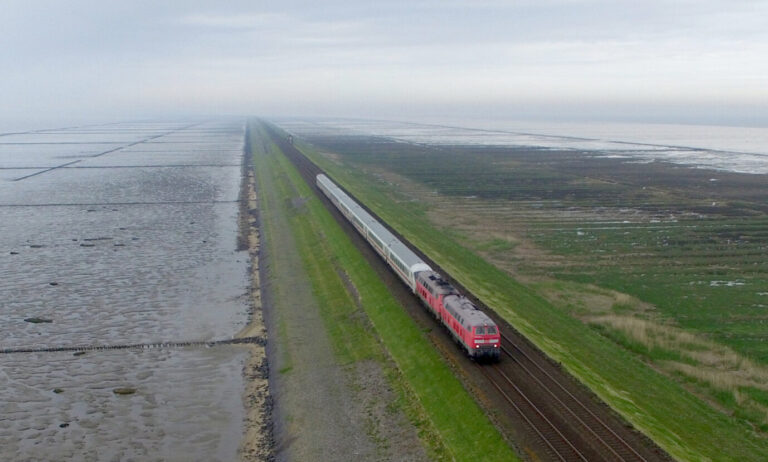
xmin=415 ymin=271 xmax=500 ymax=361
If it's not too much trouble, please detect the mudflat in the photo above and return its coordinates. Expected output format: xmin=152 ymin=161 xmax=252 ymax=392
xmin=0 ymin=121 xmax=252 ymax=461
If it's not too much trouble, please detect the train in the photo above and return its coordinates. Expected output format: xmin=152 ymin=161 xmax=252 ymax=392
xmin=316 ymin=173 xmax=501 ymax=361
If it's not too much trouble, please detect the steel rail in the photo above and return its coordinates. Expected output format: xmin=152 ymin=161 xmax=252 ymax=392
xmin=501 ymin=333 xmax=649 ymax=462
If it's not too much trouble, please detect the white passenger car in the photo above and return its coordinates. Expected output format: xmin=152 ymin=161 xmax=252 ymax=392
xmin=316 ymin=174 xmax=432 ymax=291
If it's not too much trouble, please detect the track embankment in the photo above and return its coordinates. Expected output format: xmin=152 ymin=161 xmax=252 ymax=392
xmin=261 ymin=120 xmax=672 ymax=462
xmin=251 ymin=123 xmax=434 ymax=461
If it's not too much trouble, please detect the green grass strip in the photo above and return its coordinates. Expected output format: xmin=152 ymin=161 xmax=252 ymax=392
xmin=294 ymin=139 xmax=768 ymax=461
xmin=252 ymin=124 xmax=517 ymax=461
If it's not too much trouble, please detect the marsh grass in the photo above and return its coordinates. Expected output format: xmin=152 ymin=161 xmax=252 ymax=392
xmin=589 ymin=314 xmax=768 ymax=391
xmin=289 ymin=132 xmax=768 ymax=461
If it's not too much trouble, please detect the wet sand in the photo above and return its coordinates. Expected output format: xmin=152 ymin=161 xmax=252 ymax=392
xmin=0 ymin=121 xmax=253 ymax=461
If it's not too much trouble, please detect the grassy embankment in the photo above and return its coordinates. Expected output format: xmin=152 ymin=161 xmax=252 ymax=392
xmin=291 ymin=136 xmax=768 ymax=461
xmin=321 ymin=138 xmax=768 ymax=432
xmin=250 ymin=123 xmax=517 ymax=461
xmin=343 ymin=141 xmax=768 ymax=436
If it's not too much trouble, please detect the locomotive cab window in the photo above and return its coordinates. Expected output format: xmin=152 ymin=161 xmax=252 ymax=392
xmin=475 ymin=326 xmax=486 ymax=335
xmin=487 ymin=326 xmax=497 ymax=334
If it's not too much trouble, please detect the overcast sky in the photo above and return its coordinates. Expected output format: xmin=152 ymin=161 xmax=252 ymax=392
xmin=2 ymin=0 xmax=767 ymax=126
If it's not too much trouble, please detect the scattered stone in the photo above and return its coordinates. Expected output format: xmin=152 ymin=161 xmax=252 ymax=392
xmin=10 ymin=251 xmax=18 ymax=255
xmin=53 ymin=388 xmax=64 ymax=394
xmin=114 ymin=243 xmax=125 ymax=247
xmin=80 ymin=243 xmax=95 ymax=247
xmin=59 ymin=423 xmax=69 ymax=428
xmin=29 ymin=244 xmax=44 ymax=248
xmin=49 ymin=282 xmax=58 ymax=286
xmin=113 ymin=387 xmax=136 ymax=395
xmin=73 ymin=351 xmax=86 ymax=357
xmin=24 ymin=317 xmax=53 ymax=324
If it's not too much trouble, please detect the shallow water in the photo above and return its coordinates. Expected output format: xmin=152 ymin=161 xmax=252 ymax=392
xmin=0 ymin=120 xmax=250 ymax=461
xmin=278 ymin=118 xmax=768 ymax=174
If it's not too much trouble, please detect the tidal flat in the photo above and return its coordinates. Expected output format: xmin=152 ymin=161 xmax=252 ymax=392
xmin=0 ymin=121 xmax=251 ymax=461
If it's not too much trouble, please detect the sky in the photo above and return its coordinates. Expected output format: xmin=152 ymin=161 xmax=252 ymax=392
xmin=1 ymin=0 xmax=767 ymax=127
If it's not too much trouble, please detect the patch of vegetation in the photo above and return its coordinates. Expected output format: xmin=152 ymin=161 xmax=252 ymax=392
xmin=290 ymin=131 xmax=768 ymax=461
xmin=474 ymin=237 xmax=518 ymax=252
xmin=251 ymin=123 xmax=517 ymax=461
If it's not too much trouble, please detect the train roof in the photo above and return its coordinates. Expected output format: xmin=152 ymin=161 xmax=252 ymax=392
xmin=416 ymin=271 xmax=459 ymax=296
xmin=317 ymin=174 xmax=427 ymax=269
xmin=444 ymin=295 xmax=496 ymax=328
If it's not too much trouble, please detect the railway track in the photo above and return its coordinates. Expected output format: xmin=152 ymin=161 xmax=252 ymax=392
xmin=499 ymin=333 xmax=649 ymax=461
xmin=478 ymin=363 xmax=588 ymax=461
xmin=259 ymin=120 xmax=669 ymax=462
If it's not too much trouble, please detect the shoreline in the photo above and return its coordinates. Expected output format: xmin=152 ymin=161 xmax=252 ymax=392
xmin=236 ymin=149 xmax=273 ymax=460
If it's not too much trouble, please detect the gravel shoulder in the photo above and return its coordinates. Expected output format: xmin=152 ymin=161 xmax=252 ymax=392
xmin=237 ymin=164 xmax=272 ymax=461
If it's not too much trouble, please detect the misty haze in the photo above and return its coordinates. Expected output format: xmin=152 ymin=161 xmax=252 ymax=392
xmin=2 ymin=1 xmax=767 ymax=461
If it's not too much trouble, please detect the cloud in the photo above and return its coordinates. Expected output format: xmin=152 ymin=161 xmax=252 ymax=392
xmin=1 ymin=0 xmax=767 ymax=125
xmin=178 ymin=13 xmax=287 ymax=29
